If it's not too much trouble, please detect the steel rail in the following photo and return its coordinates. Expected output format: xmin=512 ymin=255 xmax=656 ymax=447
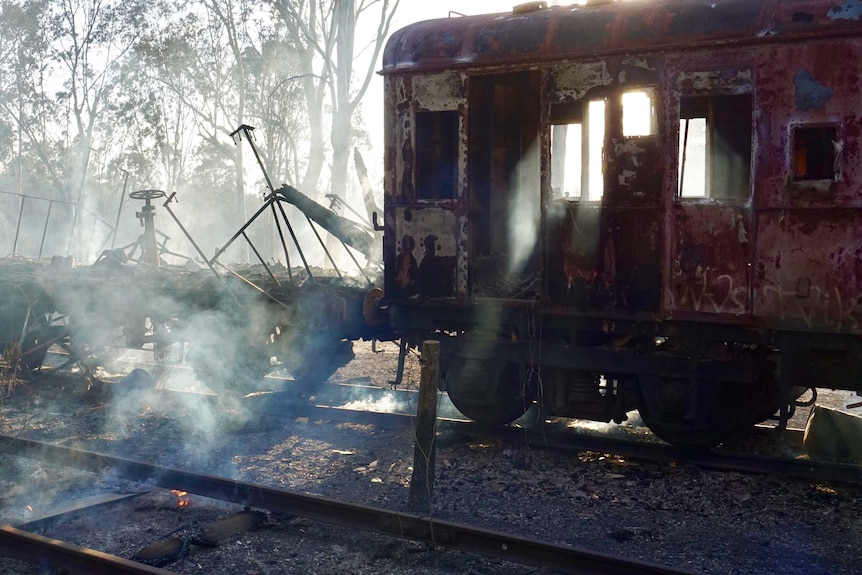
xmin=247 ymin=397 xmax=862 ymax=485
xmin=487 ymin=424 xmax=862 ymax=484
xmin=0 ymin=525 xmax=176 ymax=575
xmin=0 ymin=434 xmax=699 ymax=575
xmin=27 ymin=361 xmax=856 ymax=484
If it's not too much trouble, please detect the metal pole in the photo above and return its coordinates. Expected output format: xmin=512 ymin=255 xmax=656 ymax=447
xmin=38 ymin=201 xmax=54 ymax=259
xmin=111 ymin=171 xmax=130 ymax=249
xmin=66 ymin=202 xmax=78 ymax=257
xmin=342 ymin=241 xmax=373 ymax=286
xmin=12 ymin=195 xmax=25 ymax=256
xmin=305 ymin=217 xmax=343 ymax=278
xmin=275 ymin=199 xmax=315 ymax=282
xmin=231 ymin=125 xmax=292 ymax=268
xmin=241 ymin=231 xmax=281 ymax=287
xmin=209 ymin=197 xmax=277 ymax=266
xmin=160 ymin=193 xmax=244 ymax=309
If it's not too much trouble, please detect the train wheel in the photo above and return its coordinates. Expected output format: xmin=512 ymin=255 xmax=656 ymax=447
xmin=638 ymin=376 xmax=750 ymax=448
xmin=444 ymin=358 xmax=534 ymax=425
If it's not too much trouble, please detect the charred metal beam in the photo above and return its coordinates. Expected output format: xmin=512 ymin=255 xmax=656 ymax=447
xmin=1 ymin=435 xmax=698 ymax=575
xmin=276 ymin=184 xmax=373 ymax=257
xmin=0 ymin=525 xmax=175 ymax=575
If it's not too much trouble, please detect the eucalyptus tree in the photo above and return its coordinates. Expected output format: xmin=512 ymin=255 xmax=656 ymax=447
xmin=267 ymin=0 xmax=401 ymax=208
xmin=0 ymin=0 xmax=149 ymax=259
xmin=52 ymin=0 xmax=148 ymax=254
xmin=0 ymin=0 xmax=60 ymax=200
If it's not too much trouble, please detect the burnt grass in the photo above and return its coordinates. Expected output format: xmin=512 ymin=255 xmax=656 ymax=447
xmin=0 ymin=341 xmax=860 ymax=575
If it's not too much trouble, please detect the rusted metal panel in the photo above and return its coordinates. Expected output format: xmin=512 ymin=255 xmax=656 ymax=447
xmin=387 ymin=207 xmax=458 ymax=300
xmin=546 ymin=202 xmax=607 ymax=308
xmin=380 ymin=0 xmax=862 ymax=75
xmin=550 ymin=60 xmax=612 ymax=102
xmin=667 ymin=204 xmax=751 ymax=317
xmin=546 ymin=202 xmax=661 ymax=313
xmin=754 ymin=210 xmax=862 ymax=332
xmin=750 ymin=39 xmax=862 ymax=332
xmin=608 ymin=210 xmax=663 ymax=312
xmin=383 ymin=2 xmax=862 ymax=334
xmin=754 ymin=40 xmax=862 ymax=210
xmin=412 ymin=70 xmax=465 ymax=111
xmin=607 ymin=137 xmax=663 ymax=205
xmin=474 ymin=10 xmax=551 ymax=57
xmin=659 ymin=57 xmax=755 ymax=320
xmin=383 ymin=70 xmax=469 ymax=302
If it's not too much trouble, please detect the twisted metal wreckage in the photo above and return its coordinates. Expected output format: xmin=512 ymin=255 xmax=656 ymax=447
xmin=0 ymin=125 xmax=392 ymax=394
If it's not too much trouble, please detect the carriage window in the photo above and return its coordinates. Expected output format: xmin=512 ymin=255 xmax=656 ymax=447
xmin=678 ymin=94 xmax=752 ymax=199
xmin=416 ymin=111 xmax=458 ymax=200
xmin=550 ymin=99 xmax=605 ymax=200
xmin=793 ymin=125 xmax=840 ymax=181
xmin=622 ymin=89 xmax=656 ymax=137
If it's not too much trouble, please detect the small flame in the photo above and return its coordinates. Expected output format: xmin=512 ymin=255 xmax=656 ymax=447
xmin=171 ymin=489 xmax=190 ymax=507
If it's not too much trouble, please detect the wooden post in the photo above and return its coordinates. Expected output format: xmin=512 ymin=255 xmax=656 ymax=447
xmin=408 ymin=340 xmax=440 ymax=513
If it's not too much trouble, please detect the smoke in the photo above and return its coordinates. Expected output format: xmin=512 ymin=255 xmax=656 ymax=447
xmin=506 ymin=143 xmax=541 ymax=278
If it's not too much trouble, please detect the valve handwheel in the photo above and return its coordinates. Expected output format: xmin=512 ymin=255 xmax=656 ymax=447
xmin=129 ymin=189 xmax=167 ymax=202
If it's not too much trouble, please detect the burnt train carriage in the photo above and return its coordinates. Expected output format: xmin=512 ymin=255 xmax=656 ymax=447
xmin=379 ymin=0 xmax=862 ymax=446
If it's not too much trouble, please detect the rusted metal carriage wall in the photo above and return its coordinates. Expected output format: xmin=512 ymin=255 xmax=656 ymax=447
xmin=383 ymin=71 xmax=466 ymax=301
xmin=382 ymin=0 xmax=862 ymax=334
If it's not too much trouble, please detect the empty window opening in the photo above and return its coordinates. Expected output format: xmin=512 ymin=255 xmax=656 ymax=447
xmin=622 ymin=89 xmax=656 ymax=137
xmin=678 ymin=117 xmax=707 ymax=197
xmin=467 ymin=70 xmax=540 ymax=279
xmin=678 ymin=94 xmax=752 ymax=199
xmin=416 ymin=110 xmax=458 ymax=200
xmin=793 ymin=125 xmax=839 ymax=181
xmin=550 ymin=99 xmax=605 ymax=200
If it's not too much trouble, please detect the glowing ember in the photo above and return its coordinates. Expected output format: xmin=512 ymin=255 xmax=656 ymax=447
xmin=171 ymin=489 xmax=190 ymax=507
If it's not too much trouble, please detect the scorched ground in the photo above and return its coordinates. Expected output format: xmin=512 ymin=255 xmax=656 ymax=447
xmin=0 ymin=341 xmax=859 ymax=575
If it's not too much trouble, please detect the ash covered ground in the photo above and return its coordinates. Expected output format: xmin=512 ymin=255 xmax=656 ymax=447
xmin=0 ymin=341 xmax=860 ymax=575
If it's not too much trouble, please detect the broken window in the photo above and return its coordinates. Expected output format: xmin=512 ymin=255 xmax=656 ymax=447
xmin=793 ymin=125 xmax=840 ymax=182
xmin=678 ymin=94 xmax=752 ymax=199
xmin=416 ymin=111 xmax=458 ymax=200
xmin=622 ymin=89 xmax=656 ymax=137
xmin=550 ymin=99 xmax=605 ymax=200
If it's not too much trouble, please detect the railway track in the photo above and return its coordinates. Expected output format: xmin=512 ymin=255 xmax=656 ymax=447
xmin=28 ymin=351 xmax=862 ymax=486
xmin=2 ymin=360 xmax=859 ymax=574
xmin=235 ymin=384 xmax=862 ymax=486
xmin=0 ymin=434 xmax=700 ymax=575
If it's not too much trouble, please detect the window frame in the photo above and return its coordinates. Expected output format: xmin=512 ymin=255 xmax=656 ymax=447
xmin=676 ymin=92 xmax=754 ymax=201
xmin=549 ymin=98 xmax=607 ymax=202
xmin=414 ymin=110 xmax=459 ymax=201
xmin=790 ymin=123 xmax=842 ymax=185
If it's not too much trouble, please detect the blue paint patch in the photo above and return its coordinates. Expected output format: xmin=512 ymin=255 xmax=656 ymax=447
xmin=828 ymin=0 xmax=862 ymax=20
xmin=794 ymin=70 xmax=833 ymax=111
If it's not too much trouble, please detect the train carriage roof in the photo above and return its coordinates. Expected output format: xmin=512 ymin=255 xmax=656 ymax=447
xmin=381 ymin=0 xmax=862 ymax=73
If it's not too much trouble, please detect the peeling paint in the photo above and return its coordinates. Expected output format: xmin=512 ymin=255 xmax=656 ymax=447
xmin=392 ymin=207 xmax=458 ymax=299
xmin=552 ymin=61 xmax=612 ymax=102
xmin=413 ymin=71 xmax=465 ymax=110
xmin=794 ymin=70 xmax=833 ymax=111
xmin=621 ymin=57 xmax=654 ymax=71
xmin=677 ymin=69 xmax=751 ymax=92
xmin=828 ymin=0 xmax=862 ymax=20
